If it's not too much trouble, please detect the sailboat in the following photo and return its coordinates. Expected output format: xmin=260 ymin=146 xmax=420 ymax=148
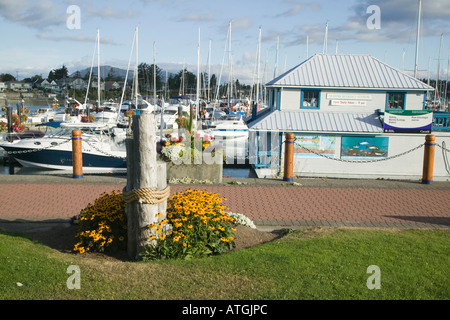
xmin=0 ymin=30 xmax=127 ymax=173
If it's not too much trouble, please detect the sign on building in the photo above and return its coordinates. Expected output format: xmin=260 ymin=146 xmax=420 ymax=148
xmin=383 ymin=110 xmax=432 ymax=134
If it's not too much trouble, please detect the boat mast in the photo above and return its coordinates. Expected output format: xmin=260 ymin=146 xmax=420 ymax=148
xmin=445 ymin=53 xmax=449 ymax=107
xmin=228 ymin=20 xmax=232 ymax=107
xmin=414 ymin=0 xmax=422 ymax=78
xmin=306 ymin=35 xmax=309 ymax=59
xmin=196 ymin=27 xmax=201 ymax=123
xmin=153 ymin=41 xmax=157 ymax=104
xmin=435 ymin=33 xmax=443 ymax=107
xmin=97 ymin=29 xmax=101 ymax=111
xmin=117 ymin=27 xmax=136 ymax=122
xmin=256 ymin=26 xmax=261 ymax=108
xmin=84 ymin=31 xmax=97 ymax=107
xmin=135 ymin=26 xmax=139 ymax=109
xmin=208 ymin=39 xmax=211 ymax=102
xmin=323 ymin=22 xmax=328 ymax=54
xmin=274 ymin=35 xmax=279 ymax=78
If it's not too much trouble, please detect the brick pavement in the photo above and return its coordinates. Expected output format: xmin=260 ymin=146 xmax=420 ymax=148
xmin=0 ymin=177 xmax=449 ymax=229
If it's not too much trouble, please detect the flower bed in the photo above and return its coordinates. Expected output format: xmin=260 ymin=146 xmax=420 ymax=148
xmin=140 ymin=189 xmax=236 ymax=260
xmin=72 ymin=189 xmax=258 ymax=260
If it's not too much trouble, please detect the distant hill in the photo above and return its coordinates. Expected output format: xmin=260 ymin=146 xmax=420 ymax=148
xmin=70 ymin=65 xmax=176 ymax=82
xmin=70 ymin=65 xmax=133 ymax=80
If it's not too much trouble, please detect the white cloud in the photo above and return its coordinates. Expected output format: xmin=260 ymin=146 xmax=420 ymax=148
xmin=177 ymin=13 xmax=214 ymax=22
xmin=36 ymin=33 xmax=119 ymax=45
xmin=86 ymin=3 xmax=140 ymax=19
xmin=231 ymin=17 xmax=252 ymax=30
xmin=275 ymin=0 xmax=321 ymax=17
xmin=0 ymin=0 xmax=66 ymax=29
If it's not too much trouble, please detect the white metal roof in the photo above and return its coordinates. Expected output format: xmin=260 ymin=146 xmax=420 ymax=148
xmin=267 ymin=54 xmax=433 ymax=91
xmin=247 ymin=110 xmax=383 ymax=133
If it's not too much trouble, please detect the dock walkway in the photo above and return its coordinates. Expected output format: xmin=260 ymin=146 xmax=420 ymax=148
xmin=0 ymin=175 xmax=449 ymax=230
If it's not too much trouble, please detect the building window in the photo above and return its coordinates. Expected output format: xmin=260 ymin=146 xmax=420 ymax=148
xmin=386 ymin=92 xmax=405 ymax=110
xmin=301 ymin=90 xmax=320 ymax=109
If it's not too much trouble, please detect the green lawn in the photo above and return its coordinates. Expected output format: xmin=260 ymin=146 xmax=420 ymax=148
xmin=1 ymin=227 xmax=449 ymax=300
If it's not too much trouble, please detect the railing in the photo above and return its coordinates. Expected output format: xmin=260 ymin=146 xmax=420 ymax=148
xmin=432 ymin=112 xmax=450 ymax=132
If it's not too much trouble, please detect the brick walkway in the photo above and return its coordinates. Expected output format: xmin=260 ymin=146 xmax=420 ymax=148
xmin=1 ymin=177 xmax=449 ymax=229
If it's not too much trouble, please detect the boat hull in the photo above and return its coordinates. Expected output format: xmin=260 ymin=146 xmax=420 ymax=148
xmin=1 ymin=146 xmax=126 ymax=173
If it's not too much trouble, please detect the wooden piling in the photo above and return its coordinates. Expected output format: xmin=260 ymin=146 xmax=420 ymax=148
xmin=421 ymin=134 xmax=435 ymax=184
xmin=72 ymin=130 xmax=83 ymax=179
xmin=125 ymin=110 xmax=168 ymax=260
xmin=6 ymin=107 xmax=13 ymax=142
xmin=283 ymin=132 xmax=295 ymax=182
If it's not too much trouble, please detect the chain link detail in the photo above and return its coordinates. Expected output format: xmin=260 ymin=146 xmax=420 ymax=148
xmin=84 ymin=140 xmax=126 ymax=159
xmin=294 ymin=140 xmax=425 ymax=163
xmin=436 ymin=142 xmax=450 ymax=153
xmin=2 ymin=137 xmax=72 ymax=155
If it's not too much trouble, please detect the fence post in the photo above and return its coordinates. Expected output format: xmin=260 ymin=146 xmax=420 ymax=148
xmin=421 ymin=134 xmax=435 ymax=184
xmin=283 ymin=132 xmax=295 ymax=182
xmin=72 ymin=130 xmax=83 ymax=179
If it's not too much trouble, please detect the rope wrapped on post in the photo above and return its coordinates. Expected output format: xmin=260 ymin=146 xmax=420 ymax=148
xmin=123 ymin=186 xmax=171 ymax=204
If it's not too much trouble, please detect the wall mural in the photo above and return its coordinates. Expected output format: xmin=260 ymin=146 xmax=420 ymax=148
xmin=341 ymin=136 xmax=389 ymax=160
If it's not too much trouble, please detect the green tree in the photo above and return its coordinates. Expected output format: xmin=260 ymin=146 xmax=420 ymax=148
xmin=48 ymin=65 xmax=69 ymax=81
xmin=0 ymin=73 xmax=16 ymax=82
xmin=138 ymin=63 xmax=162 ymax=95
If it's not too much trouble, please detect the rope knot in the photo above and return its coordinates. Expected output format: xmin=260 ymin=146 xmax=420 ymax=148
xmin=123 ymin=186 xmax=171 ymax=204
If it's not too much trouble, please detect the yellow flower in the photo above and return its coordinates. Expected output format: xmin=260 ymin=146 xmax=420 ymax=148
xmin=187 ymin=225 xmax=193 ymax=229
xmin=159 ymin=234 xmax=166 ymax=240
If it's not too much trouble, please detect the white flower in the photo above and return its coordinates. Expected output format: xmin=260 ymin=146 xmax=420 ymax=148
xmin=228 ymin=212 xmax=257 ymax=229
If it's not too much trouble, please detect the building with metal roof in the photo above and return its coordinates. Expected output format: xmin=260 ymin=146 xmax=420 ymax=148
xmin=243 ymin=54 xmax=450 ymax=181
xmin=267 ymin=54 xmax=432 ymax=90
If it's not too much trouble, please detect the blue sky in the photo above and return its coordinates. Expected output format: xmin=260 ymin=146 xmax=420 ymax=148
xmin=0 ymin=0 xmax=449 ymax=84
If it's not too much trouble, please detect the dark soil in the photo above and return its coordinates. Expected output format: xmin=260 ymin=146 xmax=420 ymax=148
xmin=4 ymin=223 xmax=280 ymax=261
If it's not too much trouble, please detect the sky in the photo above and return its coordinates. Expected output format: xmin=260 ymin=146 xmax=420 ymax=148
xmin=0 ymin=0 xmax=449 ymax=85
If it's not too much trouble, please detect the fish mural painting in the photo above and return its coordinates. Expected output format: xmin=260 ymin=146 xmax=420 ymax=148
xmin=341 ymin=136 xmax=389 ymax=160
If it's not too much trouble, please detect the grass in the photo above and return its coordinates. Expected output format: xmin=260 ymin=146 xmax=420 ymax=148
xmin=0 ymin=227 xmax=449 ymax=300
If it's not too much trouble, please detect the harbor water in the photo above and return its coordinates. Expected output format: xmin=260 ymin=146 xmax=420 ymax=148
xmin=1 ymin=105 xmax=257 ymax=178
xmin=0 ymin=160 xmax=256 ymax=178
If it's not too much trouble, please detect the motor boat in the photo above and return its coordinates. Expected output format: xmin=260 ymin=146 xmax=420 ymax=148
xmin=0 ymin=123 xmax=126 ymax=173
xmin=203 ymin=114 xmax=249 ymax=161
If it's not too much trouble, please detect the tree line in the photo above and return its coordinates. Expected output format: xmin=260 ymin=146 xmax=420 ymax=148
xmin=1 ymin=63 xmax=253 ymax=100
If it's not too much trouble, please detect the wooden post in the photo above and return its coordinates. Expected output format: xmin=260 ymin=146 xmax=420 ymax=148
xmin=421 ymin=134 xmax=435 ymax=184
xmin=125 ymin=109 xmax=168 ymax=260
xmin=72 ymin=130 xmax=83 ymax=179
xmin=6 ymin=107 xmax=13 ymax=142
xmin=283 ymin=132 xmax=295 ymax=182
